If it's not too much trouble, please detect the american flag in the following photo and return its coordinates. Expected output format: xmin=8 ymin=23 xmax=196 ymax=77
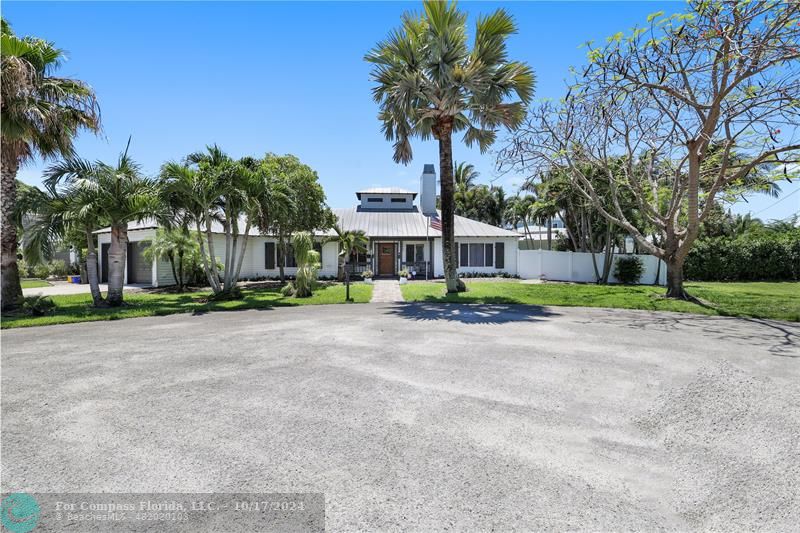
xmin=429 ymin=214 xmax=442 ymax=231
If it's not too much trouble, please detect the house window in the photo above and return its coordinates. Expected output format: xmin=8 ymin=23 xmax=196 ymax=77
xmin=367 ymin=197 xmax=383 ymax=203
xmin=460 ymin=243 xmax=495 ymax=268
xmin=349 ymin=249 xmax=367 ymax=264
xmin=391 ymin=197 xmax=406 ymax=203
xmin=405 ymin=244 xmax=424 ymax=263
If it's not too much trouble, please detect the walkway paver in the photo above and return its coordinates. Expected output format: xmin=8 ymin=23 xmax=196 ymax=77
xmin=370 ymin=279 xmax=404 ymax=303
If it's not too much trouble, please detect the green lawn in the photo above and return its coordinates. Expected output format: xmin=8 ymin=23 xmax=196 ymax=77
xmin=400 ymin=281 xmax=800 ymax=322
xmin=21 ymin=279 xmax=50 ymax=289
xmin=2 ymin=283 xmax=373 ymax=329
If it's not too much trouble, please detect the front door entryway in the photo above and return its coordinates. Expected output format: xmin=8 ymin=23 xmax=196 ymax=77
xmin=378 ymin=243 xmax=395 ymax=276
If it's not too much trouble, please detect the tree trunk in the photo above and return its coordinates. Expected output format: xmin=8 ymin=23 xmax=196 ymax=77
xmin=436 ymin=124 xmax=465 ymax=293
xmin=232 ymin=223 xmax=251 ymax=287
xmin=168 ymin=253 xmax=179 ymax=288
xmin=203 ymin=214 xmax=222 ymax=293
xmin=106 ymin=223 xmax=128 ymax=306
xmin=84 ymin=228 xmax=104 ymax=306
xmin=601 ymin=224 xmax=615 ymax=284
xmin=665 ymin=258 xmax=688 ymax=299
xmin=547 ymin=218 xmax=553 ymax=250
xmin=278 ymin=235 xmax=286 ymax=283
xmin=195 ymin=221 xmax=219 ymax=292
xmin=1 ymin=146 xmax=23 ymax=311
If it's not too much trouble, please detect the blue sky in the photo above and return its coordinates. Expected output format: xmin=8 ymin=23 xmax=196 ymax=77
xmin=5 ymin=1 xmax=798 ymax=221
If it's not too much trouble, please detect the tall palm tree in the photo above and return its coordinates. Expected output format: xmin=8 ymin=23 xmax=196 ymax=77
xmin=1 ymin=20 xmax=100 ymax=310
xmin=45 ymin=144 xmax=157 ymax=306
xmin=328 ymin=225 xmax=368 ymax=302
xmin=366 ymin=1 xmax=534 ymax=293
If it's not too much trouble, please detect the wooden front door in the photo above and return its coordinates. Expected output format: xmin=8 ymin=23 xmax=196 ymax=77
xmin=378 ymin=243 xmax=395 ymax=276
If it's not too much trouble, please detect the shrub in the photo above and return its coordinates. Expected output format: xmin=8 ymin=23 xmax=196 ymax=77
xmin=17 ymin=258 xmax=31 ymax=278
xmin=398 ymin=268 xmax=410 ymax=278
xmin=614 ymin=255 xmax=644 ymax=284
xmin=280 ymin=282 xmax=295 ymax=296
xmin=21 ymin=295 xmax=56 ymax=316
xmin=32 ymin=263 xmax=50 ymax=279
xmin=684 ymin=231 xmax=800 ymax=281
xmin=48 ymin=259 xmax=69 ymax=277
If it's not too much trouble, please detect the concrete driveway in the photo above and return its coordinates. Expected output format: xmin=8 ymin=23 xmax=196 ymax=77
xmin=2 ymin=304 xmax=798 ymax=531
xmin=22 ymin=281 xmax=148 ymax=297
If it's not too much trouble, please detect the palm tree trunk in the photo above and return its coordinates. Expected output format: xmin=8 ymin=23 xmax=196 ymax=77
xmin=1 ymin=146 xmax=23 ymax=311
xmin=177 ymin=251 xmax=185 ymax=292
xmin=84 ymin=228 xmax=104 ymax=306
xmin=437 ymin=127 xmax=464 ymax=293
xmin=277 ymin=234 xmax=286 ymax=283
xmin=203 ymin=214 xmax=222 ymax=293
xmin=195 ymin=221 xmax=219 ymax=292
xmin=547 ymin=218 xmax=553 ymax=250
xmin=233 ymin=223 xmax=251 ymax=285
xmin=168 ymin=253 xmax=179 ymax=288
xmin=106 ymin=223 xmax=128 ymax=306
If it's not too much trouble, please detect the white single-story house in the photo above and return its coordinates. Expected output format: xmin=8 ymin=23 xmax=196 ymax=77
xmin=95 ymin=165 xmax=521 ymax=286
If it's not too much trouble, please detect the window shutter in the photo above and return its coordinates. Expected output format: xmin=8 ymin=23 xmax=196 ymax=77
xmin=485 ymin=244 xmax=493 ymax=267
xmin=495 ymin=242 xmax=505 ymax=269
xmin=313 ymin=242 xmax=323 ymax=265
xmin=265 ymin=242 xmax=275 ymax=269
xmin=460 ymin=243 xmax=469 ymax=267
xmin=406 ymin=244 xmax=414 ymax=264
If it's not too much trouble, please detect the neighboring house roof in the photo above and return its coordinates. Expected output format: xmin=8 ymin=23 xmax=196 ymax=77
xmin=95 ymin=209 xmax=518 ymax=239
xmin=355 ymin=187 xmax=417 ymax=199
xmin=333 ymin=207 xmax=518 ymax=238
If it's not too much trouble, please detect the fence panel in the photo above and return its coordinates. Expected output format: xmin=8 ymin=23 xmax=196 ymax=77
xmin=517 ymin=249 xmax=666 ymax=285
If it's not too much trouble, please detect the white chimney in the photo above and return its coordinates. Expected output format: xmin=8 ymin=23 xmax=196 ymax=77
xmin=419 ymin=164 xmax=437 ymax=215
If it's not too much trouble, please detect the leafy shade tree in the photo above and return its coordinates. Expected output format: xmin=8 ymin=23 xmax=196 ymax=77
xmin=329 ymin=226 xmax=368 ymax=302
xmin=366 ymin=0 xmax=534 ymax=293
xmin=502 ymin=0 xmax=799 ymax=298
xmin=1 ymin=20 xmax=100 ymax=310
xmin=263 ymin=154 xmax=334 ymax=283
xmin=45 ymin=145 xmax=157 ymax=306
xmin=143 ymin=228 xmax=199 ymax=292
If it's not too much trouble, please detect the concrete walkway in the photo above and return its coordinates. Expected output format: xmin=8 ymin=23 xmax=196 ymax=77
xmin=22 ymin=281 xmax=148 ymax=297
xmin=369 ymin=279 xmax=404 ymax=303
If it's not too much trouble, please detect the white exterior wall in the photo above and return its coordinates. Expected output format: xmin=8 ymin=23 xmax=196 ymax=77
xmin=97 ymin=228 xmax=158 ymax=286
xmin=517 ymin=249 xmax=667 ymax=285
xmin=98 ymin=230 xmax=340 ymax=287
xmin=433 ymin=236 xmax=519 ymax=277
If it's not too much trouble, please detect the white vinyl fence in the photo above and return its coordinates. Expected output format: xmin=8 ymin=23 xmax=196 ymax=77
xmin=517 ymin=249 xmax=666 ymax=285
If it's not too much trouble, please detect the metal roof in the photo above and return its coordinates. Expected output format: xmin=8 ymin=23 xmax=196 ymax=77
xmin=331 ymin=207 xmax=519 ymax=238
xmin=95 ymin=209 xmax=519 ymax=239
xmin=355 ymin=187 xmax=417 ymax=199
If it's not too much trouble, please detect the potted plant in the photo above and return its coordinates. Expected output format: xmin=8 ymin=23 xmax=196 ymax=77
xmin=362 ymin=269 xmax=374 ymax=284
xmin=398 ymin=268 xmax=410 ymax=284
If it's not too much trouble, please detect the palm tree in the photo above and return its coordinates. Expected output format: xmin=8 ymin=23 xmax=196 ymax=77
xmin=1 ymin=20 xmax=100 ymax=310
xmin=20 ymin=182 xmax=106 ymax=305
xmin=142 ymin=228 xmax=199 ymax=292
xmin=366 ymin=1 xmax=534 ymax=293
xmin=454 ymin=162 xmax=479 ymax=192
xmin=329 ymin=225 xmax=368 ymax=302
xmin=45 ymin=144 xmax=157 ymax=306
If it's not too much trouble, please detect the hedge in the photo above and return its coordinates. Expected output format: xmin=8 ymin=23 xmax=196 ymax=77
xmin=684 ymin=231 xmax=800 ymax=281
